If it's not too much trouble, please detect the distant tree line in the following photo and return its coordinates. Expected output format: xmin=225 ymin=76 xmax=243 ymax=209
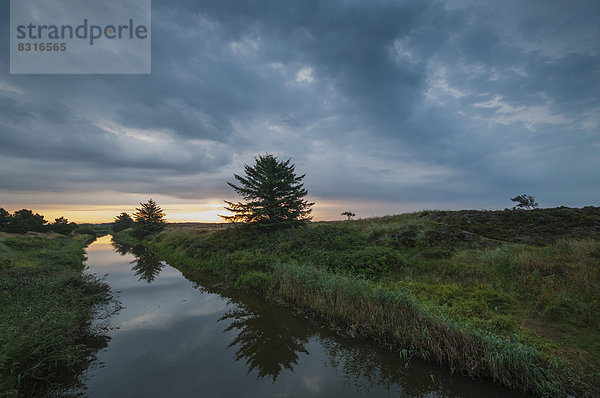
xmin=0 ymin=208 xmax=78 ymax=235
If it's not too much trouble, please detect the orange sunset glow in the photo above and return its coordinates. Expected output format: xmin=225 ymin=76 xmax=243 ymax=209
xmin=1 ymin=198 xmax=457 ymax=224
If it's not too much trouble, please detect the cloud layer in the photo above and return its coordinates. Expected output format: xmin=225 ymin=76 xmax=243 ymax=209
xmin=1 ymin=0 xmax=599 ymax=219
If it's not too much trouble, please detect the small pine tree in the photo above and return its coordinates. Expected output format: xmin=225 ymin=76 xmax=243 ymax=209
xmin=220 ymin=154 xmax=313 ymax=227
xmin=51 ymin=217 xmax=78 ymax=235
xmin=113 ymin=212 xmax=134 ymax=233
xmin=133 ymin=199 xmax=166 ymax=237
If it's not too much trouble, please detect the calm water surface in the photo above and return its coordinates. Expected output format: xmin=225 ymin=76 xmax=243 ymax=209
xmin=78 ymin=235 xmax=521 ymax=397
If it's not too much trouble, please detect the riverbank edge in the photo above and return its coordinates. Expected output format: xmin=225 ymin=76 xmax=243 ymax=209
xmin=0 ymin=233 xmax=116 ymax=397
xmin=114 ymin=231 xmax=589 ymax=397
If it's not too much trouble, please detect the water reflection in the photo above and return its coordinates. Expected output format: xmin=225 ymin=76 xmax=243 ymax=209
xmin=219 ymin=304 xmax=310 ymax=380
xmin=217 ymin=293 xmax=446 ymax=396
xmin=51 ymin=333 xmax=112 ymax=397
xmin=129 ymin=246 xmax=165 ymax=283
xmin=110 ymin=238 xmax=131 ymax=255
xmin=319 ymin=337 xmax=467 ymax=397
xmin=110 ymin=238 xmax=165 ymax=283
xmin=186 ymin=272 xmax=523 ymax=398
xmin=51 ymin=308 xmax=115 ymax=397
xmin=193 ymin=278 xmax=386 ymax=389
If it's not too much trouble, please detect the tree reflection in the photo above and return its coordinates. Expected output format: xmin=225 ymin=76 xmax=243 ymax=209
xmin=218 ymin=299 xmax=310 ymax=381
xmin=179 ymin=264 xmax=509 ymax=398
xmin=319 ymin=336 xmax=473 ymax=398
xmin=320 ymin=336 xmax=405 ymax=394
xmin=129 ymin=245 xmax=165 ymax=283
xmin=110 ymin=238 xmax=132 ymax=256
xmin=109 ymin=238 xmax=164 ymax=283
xmin=51 ymin=333 xmax=112 ymax=397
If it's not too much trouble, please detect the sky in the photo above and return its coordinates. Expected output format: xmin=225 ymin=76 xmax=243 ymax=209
xmin=1 ymin=0 xmax=599 ymax=223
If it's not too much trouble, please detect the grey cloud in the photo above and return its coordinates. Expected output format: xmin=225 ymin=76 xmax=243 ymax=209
xmin=0 ymin=0 xmax=598 ymax=210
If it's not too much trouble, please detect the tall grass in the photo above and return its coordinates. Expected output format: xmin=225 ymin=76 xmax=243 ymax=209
xmin=272 ymin=263 xmax=572 ymax=396
xmin=0 ymin=234 xmax=114 ymax=397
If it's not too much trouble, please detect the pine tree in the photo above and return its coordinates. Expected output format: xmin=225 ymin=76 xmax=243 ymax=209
xmin=51 ymin=216 xmax=78 ymax=235
xmin=133 ymin=199 xmax=166 ymax=237
xmin=113 ymin=212 xmax=135 ymax=232
xmin=220 ymin=154 xmax=313 ymax=226
xmin=7 ymin=209 xmax=47 ymax=233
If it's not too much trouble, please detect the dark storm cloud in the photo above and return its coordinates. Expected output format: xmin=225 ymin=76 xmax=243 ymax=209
xmin=0 ymin=0 xmax=599 ymax=209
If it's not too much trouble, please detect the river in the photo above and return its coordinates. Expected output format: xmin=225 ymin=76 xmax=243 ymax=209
xmin=75 ymin=235 xmax=521 ymax=397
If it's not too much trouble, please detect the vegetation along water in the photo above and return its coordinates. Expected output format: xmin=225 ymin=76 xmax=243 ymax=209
xmin=79 ymin=235 xmax=522 ymax=397
xmin=0 ymin=227 xmax=116 ymax=397
xmin=114 ymin=206 xmax=600 ymax=397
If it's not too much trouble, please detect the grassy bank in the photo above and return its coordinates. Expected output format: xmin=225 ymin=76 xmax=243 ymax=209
xmin=117 ymin=206 xmax=600 ymax=397
xmin=0 ymin=233 xmax=114 ymax=397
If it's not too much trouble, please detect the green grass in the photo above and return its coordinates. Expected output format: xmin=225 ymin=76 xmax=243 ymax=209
xmin=0 ymin=234 xmax=114 ymax=397
xmin=117 ymin=206 xmax=600 ymax=397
